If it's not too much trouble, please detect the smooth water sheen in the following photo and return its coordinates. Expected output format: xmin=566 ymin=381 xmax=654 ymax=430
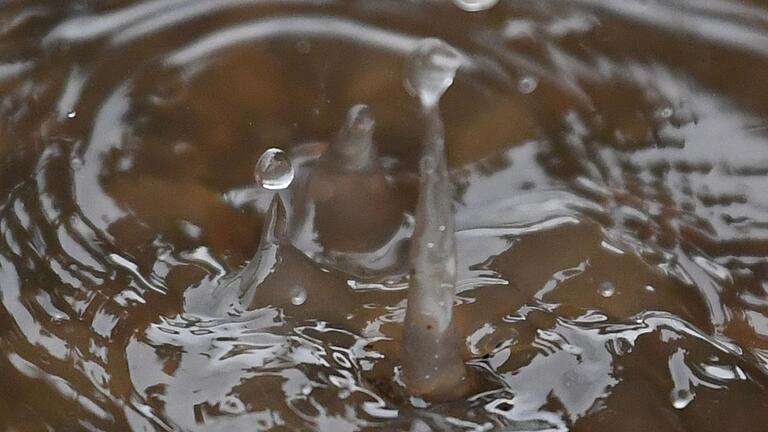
xmin=1 ymin=0 xmax=768 ymax=431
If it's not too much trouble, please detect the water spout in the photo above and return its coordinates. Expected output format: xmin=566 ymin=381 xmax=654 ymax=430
xmin=402 ymin=38 xmax=470 ymax=400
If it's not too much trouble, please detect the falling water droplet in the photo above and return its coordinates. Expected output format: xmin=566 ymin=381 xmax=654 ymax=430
xmin=451 ymin=0 xmax=499 ymax=12
xmin=405 ymin=38 xmax=462 ymax=108
xmin=290 ymin=286 xmax=307 ymax=306
xmin=254 ymin=148 xmax=294 ymax=190
xmin=598 ymin=281 xmax=616 ymax=297
xmin=517 ymin=76 xmax=538 ymax=94
xmin=671 ymin=388 xmax=694 ymax=409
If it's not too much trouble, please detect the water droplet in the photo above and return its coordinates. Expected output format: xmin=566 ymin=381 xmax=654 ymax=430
xmin=517 ymin=76 xmax=538 ymax=94
xmin=290 ymin=286 xmax=307 ymax=306
xmin=438 ymin=225 xmax=446 ymax=232
xmin=405 ymin=38 xmax=462 ymax=107
xmin=51 ymin=313 xmax=67 ymax=325
xmin=254 ymin=148 xmax=294 ymax=190
xmin=451 ymin=0 xmax=499 ymax=12
xmin=66 ymin=110 xmax=77 ymax=119
xmin=301 ymin=384 xmax=312 ymax=395
xmin=670 ymin=388 xmax=694 ymax=409
xmin=598 ymin=281 xmax=616 ymax=297
xmin=645 ymin=284 xmax=656 ymax=292
xmin=426 ymin=242 xmax=435 ymax=249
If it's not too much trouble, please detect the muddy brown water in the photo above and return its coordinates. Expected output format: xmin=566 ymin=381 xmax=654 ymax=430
xmin=1 ymin=0 xmax=768 ymax=430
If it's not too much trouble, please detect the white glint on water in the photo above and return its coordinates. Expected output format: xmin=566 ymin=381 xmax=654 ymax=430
xmin=452 ymin=0 xmax=499 ymax=12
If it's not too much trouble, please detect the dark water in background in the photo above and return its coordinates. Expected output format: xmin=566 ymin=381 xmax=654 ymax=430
xmin=2 ymin=0 xmax=768 ymax=430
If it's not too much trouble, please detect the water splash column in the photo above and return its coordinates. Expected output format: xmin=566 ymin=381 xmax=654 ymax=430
xmin=402 ymin=39 xmax=470 ymax=400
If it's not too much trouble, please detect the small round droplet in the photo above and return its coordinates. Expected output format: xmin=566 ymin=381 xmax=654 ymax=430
xmin=426 ymin=242 xmax=435 ymax=249
xmin=66 ymin=111 xmax=77 ymax=119
xmin=644 ymin=284 xmax=656 ymax=293
xmin=301 ymin=384 xmax=312 ymax=395
xmin=290 ymin=286 xmax=307 ymax=306
xmin=671 ymin=388 xmax=694 ymax=409
xmin=438 ymin=225 xmax=446 ymax=232
xmin=598 ymin=282 xmax=616 ymax=298
xmin=517 ymin=76 xmax=538 ymax=94
xmin=451 ymin=0 xmax=499 ymax=12
xmin=254 ymin=148 xmax=294 ymax=190
xmin=405 ymin=38 xmax=462 ymax=107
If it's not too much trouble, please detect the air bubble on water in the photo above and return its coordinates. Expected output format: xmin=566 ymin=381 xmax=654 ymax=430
xmin=66 ymin=110 xmax=77 ymax=119
xmin=295 ymin=39 xmax=311 ymax=54
xmin=598 ymin=281 xmax=616 ymax=297
xmin=670 ymin=388 xmax=694 ymax=409
xmin=517 ymin=76 xmax=538 ymax=94
xmin=451 ymin=0 xmax=499 ymax=12
xmin=290 ymin=286 xmax=307 ymax=306
xmin=405 ymin=38 xmax=462 ymax=108
xmin=70 ymin=157 xmax=83 ymax=171
xmin=420 ymin=156 xmax=436 ymax=175
xmin=254 ymin=148 xmax=294 ymax=190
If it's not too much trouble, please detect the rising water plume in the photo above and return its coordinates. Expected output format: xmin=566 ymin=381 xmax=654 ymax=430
xmin=401 ymin=38 xmax=470 ymax=400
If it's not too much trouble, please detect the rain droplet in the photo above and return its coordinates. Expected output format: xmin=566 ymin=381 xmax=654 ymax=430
xmin=598 ymin=281 xmax=616 ymax=297
xmin=301 ymin=384 xmax=312 ymax=395
xmin=671 ymin=388 xmax=694 ymax=409
xmin=451 ymin=0 xmax=499 ymax=12
xmin=254 ymin=148 xmax=294 ymax=190
xmin=405 ymin=38 xmax=462 ymax=108
xmin=66 ymin=110 xmax=77 ymax=119
xmin=517 ymin=76 xmax=538 ymax=94
xmin=290 ymin=286 xmax=307 ymax=306
xmin=438 ymin=225 xmax=446 ymax=232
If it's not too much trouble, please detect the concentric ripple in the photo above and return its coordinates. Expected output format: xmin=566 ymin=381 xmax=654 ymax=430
xmin=1 ymin=0 xmax=768 ymax=430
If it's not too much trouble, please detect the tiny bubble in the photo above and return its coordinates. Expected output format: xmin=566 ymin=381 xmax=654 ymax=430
xmin=517 ymin=76 xmax=538 ymax=94
xmin=290 ymin=286 xmax=307 ymax=306
xmin=598 ymin=281 xmax=616 ymax=298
